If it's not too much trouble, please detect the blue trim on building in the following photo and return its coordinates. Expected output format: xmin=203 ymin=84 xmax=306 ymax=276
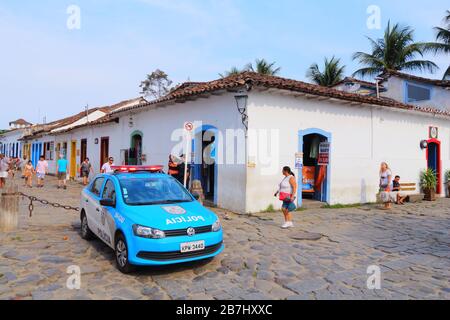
xmin=297 ymin=128 xmax=332 ymax=207
xmin=403 ymin=80 xmax=433 ymax=104
xmin=191 ymin=124 xmax=218 ymax=206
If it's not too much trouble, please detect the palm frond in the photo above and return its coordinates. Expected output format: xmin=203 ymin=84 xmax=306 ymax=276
xmin=219 ymin=66 xmax=242 ymax=78
xmin=401 ymin=60 xmax=439 ymax=73
xmin=443 ymin=65 xmax=450 ymax=80
xmin=307 ymin=56 xmax=345 ymax=86
xmin=353 ymin=21 xmax=438 ymax=77
xmin=352 ymin=67 xmax=383 ymax=78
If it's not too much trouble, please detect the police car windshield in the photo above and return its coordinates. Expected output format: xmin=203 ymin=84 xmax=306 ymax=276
xmin=118 ymin=176 xmax=193 ymax=206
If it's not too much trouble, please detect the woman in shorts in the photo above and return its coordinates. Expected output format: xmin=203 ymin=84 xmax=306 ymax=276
xmin=275 ymin=166 xmax=298 ymax=229
xmin=36 ymin=156 xmax=49 ymax=188
xmin=80 ymin=158 xmax=93 ymax=186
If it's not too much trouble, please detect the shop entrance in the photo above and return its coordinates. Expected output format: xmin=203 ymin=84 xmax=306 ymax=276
xmin=192 ymin=126 xmax=217 ymax=205
xmin=298 ymin=128 xmax=331 ymax=207
xmin=427 ymin=139 xmax=441 ymax=194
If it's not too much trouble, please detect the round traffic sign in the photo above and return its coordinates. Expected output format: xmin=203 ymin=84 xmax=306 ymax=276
xmin=184 ymin=122 xmax=194 ymax=132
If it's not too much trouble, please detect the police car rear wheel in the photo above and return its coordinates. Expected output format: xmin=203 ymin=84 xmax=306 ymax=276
xmin=115 ymin=234 xmax=134 ymax=274
xmin=80 ymin=213 xmax=94 ymax=240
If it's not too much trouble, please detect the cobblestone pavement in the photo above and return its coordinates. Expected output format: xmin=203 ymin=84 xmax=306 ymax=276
xmin=0 ymin=176 xmax=449 ymax=300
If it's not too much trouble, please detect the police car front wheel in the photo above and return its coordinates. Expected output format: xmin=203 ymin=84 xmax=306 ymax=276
xmin=115 ymin=233 xmax=135 ymax=274
xmin=80 ymin=212 xmax=94 ymax=240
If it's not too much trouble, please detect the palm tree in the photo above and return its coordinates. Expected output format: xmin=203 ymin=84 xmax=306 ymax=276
xmin=219 ymin=66 xmax=242 ymax=78
xmin=307 ymin=56 xmax=346 ymax=86
xmin=353 ymin=21 xmax=438 ymax=78
xmin=245 ymin=59 xmax=281 ymax=75
xmin=426 ymin=11 xmax=450 ymax=79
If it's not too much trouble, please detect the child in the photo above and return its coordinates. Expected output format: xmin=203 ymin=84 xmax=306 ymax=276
xmin=36 ymin=156 xmax=49 ymax=188
xmin=24 ymin=160 xmax=35 ymax=188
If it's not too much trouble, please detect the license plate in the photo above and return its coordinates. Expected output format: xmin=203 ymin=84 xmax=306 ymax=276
xmin=180 ymin=240 xmax=205 ymax=253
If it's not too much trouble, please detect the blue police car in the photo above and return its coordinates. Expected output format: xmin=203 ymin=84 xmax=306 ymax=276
xmin=79 ymin=165 xmax=224 ymax=273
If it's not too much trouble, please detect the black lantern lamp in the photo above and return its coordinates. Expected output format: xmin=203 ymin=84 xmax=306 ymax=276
xmin=420 ymin=140 xmax=428 ymax=150
xmin=235 ymin=91 xmax=249 ymax=130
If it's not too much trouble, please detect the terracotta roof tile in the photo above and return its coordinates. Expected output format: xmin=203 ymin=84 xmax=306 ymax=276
xmin=9 ymin=119 xmax=32 ymax=126
xmin=332 ymin=77 xmax=384 ymax=89
xmin=111 ymin=72 xmax=450 ymax=118
xmin=380 ymin=70 xmax=450 ymax=87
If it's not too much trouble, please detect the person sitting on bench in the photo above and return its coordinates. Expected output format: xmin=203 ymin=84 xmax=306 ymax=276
xmin=392 ymin=176 xmax=408 ymax=205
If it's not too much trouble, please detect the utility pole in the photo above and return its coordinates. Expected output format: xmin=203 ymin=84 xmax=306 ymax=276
xmin=85 ymin=104 xmax=89 ymax=123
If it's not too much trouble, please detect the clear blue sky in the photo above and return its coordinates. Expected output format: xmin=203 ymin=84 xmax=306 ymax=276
xmin=0 ymin=0 xmax=449 ymax=128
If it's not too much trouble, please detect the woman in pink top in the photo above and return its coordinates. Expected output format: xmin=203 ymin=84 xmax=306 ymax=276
xmin=36 ymin=156 xmax=49 ymax=188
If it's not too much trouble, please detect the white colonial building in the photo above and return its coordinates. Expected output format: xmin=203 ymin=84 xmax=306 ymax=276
xmin=2 ymin=72 xmax=449 ymax=214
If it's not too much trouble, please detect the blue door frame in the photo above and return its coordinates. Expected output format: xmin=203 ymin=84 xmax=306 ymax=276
xmin=191 ymin=125 xmax=218 ymax=205
xmin=298 ymin=128 xmax=332 ymax=207
xmin=31 ymin=142 xmax=43 ymax=168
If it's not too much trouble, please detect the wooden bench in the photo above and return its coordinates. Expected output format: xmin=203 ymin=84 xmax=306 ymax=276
xmin=399 ymin=183 xmax=422 ymax=203
xmin=376 ymin=183 xmax=422 ymax=203
xmin=400 ymin=183 xmax=417 ymax=192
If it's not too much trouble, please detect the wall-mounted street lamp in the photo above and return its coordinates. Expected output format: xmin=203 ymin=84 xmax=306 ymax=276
xmin=235 ymin=91 xmax=249 ymax=131
xmin=420 ymin=140 xmax=428 ymax=150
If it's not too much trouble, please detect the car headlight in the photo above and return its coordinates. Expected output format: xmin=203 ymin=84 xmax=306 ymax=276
xmin=133 ymin=225 xmax=166 ymax=239
xmin=212 ymin=219 xmax=222 ymax=232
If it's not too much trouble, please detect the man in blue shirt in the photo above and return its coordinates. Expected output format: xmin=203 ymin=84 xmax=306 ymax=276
xmin=56 ymin=154 xmax=68 ymax=190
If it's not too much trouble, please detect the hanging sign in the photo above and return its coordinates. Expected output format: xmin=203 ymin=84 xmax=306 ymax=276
xmin=318 ymin=142 xmax=330 ymax=166
xmin=295 ymin=152 xmax=303 ymax=169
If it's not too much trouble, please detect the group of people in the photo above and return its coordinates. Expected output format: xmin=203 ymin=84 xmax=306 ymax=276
xmin=0 ymin=153 xmax=98 ymax=190
xmin=379 ymin=162 xmax=408 ymax=210
xmin=272 ymin=162 xmax=409 ymax=229
xmin=0 ymin=153 xmax=51 ymax=189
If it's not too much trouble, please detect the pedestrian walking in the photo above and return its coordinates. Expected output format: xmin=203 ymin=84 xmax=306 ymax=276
xmin=379 ymin=162 xmax=393 ymax=210
xmin=24 ymin=160 xmax=35 ymax=188
xmin=56 ymin=154 xmax=68 ymax=190
xmin=101 ymin=157 xmax=115 ymax=174
xmin=0 ymin=154 xmax=9 ymax=189
xmin=274 ymin=166 xmax=298 ymax=229
xmin=8 ymin=157 xmax=18 ymax=179
xmin=36 ymin=155 xmax=49 ymax=188
xmin=20 ymin=156 xmax=27 ymax=179
xmin=80 ymin=158 xmax=94 ymax=186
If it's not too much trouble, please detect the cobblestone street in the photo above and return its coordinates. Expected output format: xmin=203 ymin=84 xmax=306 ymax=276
xmin=0 ymin=176 xmax=449 ymax=300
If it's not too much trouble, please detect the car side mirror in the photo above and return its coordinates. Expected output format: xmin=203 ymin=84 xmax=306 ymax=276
xmin=192 ymin=193 xmax=200 ymax=201
xmin=100 ymin=198 xmax=116 ymax=207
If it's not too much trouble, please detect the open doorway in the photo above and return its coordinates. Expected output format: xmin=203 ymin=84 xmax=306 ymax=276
xmin=80 ymin=139 xmax=87 ymax=165
xmin=129 ymin=132 xmax=143 ymax=165
xmin=298 ymin=129 xmax=332 ymax=207
xmin=192 ymin=126 xmax=217 ymax=206
xmin=100 ymin=137 xmax=109 ymax=168
xmin=427 ymin=139 xmax=441 ymax=194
